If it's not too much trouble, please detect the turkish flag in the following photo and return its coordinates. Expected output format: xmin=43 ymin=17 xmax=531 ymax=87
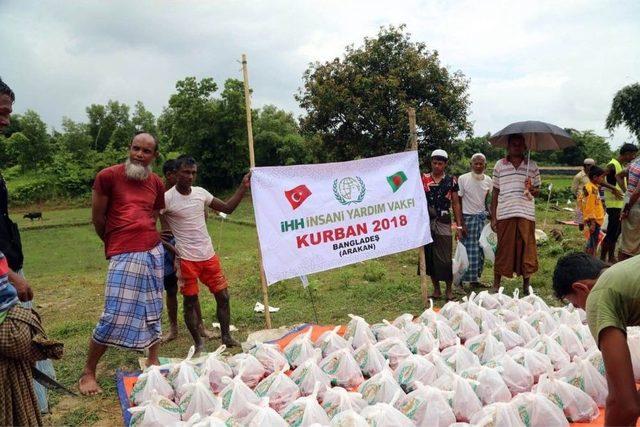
xmin=284 ymin=185 xmax=312 ymax=210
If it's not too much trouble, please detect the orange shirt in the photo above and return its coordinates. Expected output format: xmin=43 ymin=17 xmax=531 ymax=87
xmin=581 ymin=182 xmax=605 ymax=226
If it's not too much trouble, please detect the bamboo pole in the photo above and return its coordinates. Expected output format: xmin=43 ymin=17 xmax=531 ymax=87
xmin=242 ymin=54 xmax=272 ymax=328
xmin=408 ymin=108 xmax=430 ymax=308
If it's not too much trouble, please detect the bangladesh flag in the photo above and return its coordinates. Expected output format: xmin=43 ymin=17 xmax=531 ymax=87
xmin=386 ymin=171 xmax=408 ymax=192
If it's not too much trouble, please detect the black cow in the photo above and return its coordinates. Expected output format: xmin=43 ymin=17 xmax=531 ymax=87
xmin=23 ymin=212 xmax=42 ymax=221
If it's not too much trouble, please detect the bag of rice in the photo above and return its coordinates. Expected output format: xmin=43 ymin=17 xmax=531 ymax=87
xmin=359 ymin=391 xmax=413 ymax=427
xmin=358 ymin=363 xmax=405 ymax=405
xmin=398 ymin=382 xmax=455 ymax=427
xmin=511 ymin=392 xmax=569 ymax=427
xmin=469 ymin=402 xmax=525 ymax=427
xmin=494 ymin=286 xmax=514 ymax=306
xmin=433 ymin=319 xmax=457 ymax=349
xmin=460 ymin=366 xmax=511 ymax=404
xmin=628 ymin=327 xmax=640 ymax=380
xmin=418 ymin=298 xmax=444 ymax=326
xmin=284 ymin=328 xmax=317 ymax=369
xmin=240 ymin=398 xmax=288 ymax=427
xmin=494 ymin=353 xmax=534 ymax=395
xmin=448 ymin=310 xmax=480 ymax=342
xmin=394 ymin=354 xmax=436 ymax=392
xmin=168 ymin=346 xmax=201 ymax=398
xmin=178 ymin=374 xmax=222 ymax=420
xmin=180 ymin=413 xmax=231 ymax=427
xmin=534 ymin=372 xmax=599 ymax=422
xmin=321 ymin=386 xmax=367 ymax=419
xmin=392 ymin=313 xmax=414 ymax=330
xmin=557 ymin=357 xmax=608 ymax=407
xmin=330 ymin=409 xmax=368 ymax=427
xmin=202 ymin=345 xmax=233 ymax=394
xmin=584 ymin=349 xmax=605 ymax=376
xmin=526 ymin=311 xmax=558 ymax=335
xmin=505 ymin=289 xmax=535 ymax=317
xmin=464 ymin=331 xmax=506 ymax=364
xmin=248 ymin=342 xmax=289 ymax=374
xmin=492 ymin=325 xmax=525 ymax=351
xmin=353 ymin=340 xmax=386 ymax=377
xmin=492 ymin=307 xmax=520 ymax=324
xmin=526 ymin=333 xmax=571 ymax=370
xmin=441 ymin=338 xmax=481 ymax=373
xmin=344 ymin=314 xmax=376 ymax=349
xmin=440 ymin=300 xmax=463 ymax=320
xmin=551 ymin=324 xmax=586 ymax=359
xmin=375 ymin=337 xmax=412 ymax=369
xmin=405 ymin=324 xmax=437 ymax=355
xmin=228 ymin=353 xmax=267 ymax=388
xmin=128 ymin=390 xmax=182 ymax=427
xmin=522 ymin=286 xmax=552 ymax=313
xmin=254 ymin=367 xmax=301 ymax=412
xmin=218 ymin=371 xmax=260 ymax=419
xmin=506 ymin=319 xmax=539 ymax=344
xmin=437 ymin=373 xmax=483 ymax=422
xmin=130 ymin=364 xmax=174 ymax=405
xmin=371 ymin=320 xmax=406 ymax=341
xmin=320 ymin=347 xmax=364 ymax=388
xmin=281 ymin=383 xmax=331 ymax=427
xmin=508 ymin=347 xmax=553 ymax=383
xmin=473 ymin=290 xmax=501 ymax=310
xmin=290 ymin=349 xmax=331 ymax=398
xmin=316 ymin=326 xmax=350 ymax=357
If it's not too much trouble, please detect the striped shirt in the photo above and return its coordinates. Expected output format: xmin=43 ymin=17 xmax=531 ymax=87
xmin=627 ymin=157 xmax=640 ymax=196
xmin=0 ymin=251 xmax=18 ymax=323
xmin=492 ymin=157 xmax=541 ymax=221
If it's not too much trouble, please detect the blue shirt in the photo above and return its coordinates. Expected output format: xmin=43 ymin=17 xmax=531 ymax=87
xmin=0 ymin=251 xmax=18 ymax=319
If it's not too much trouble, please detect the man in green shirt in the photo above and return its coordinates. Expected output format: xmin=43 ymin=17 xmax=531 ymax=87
xmin=553 ymin=252 xmax=640 ymax=426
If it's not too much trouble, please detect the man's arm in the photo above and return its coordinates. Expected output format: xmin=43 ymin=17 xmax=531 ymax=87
xmin=617 ymin=169 xmax=629 ymax=194
xmin=209 ymin=173 xmax=251 ymax=214
xmin=451 ymin=192 xmax=466 ymax=239
xmin=571 ymin=174 xmax=580 ymax=196
xmin=91 ymin=190 xmax=109 ymax=241
xmin=8 ymin=269 xmax=33 ymax=301
xmin=600 ymin=327 xmax=640 ymax=426
xmin=490 ymin=187 xmax=499 ymax=231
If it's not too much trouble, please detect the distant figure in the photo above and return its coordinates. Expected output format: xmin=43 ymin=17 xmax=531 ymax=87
xmin=160 ymin=156 xmax=250 ymax=352
xmin=457 ymin=153 xmax=492 ymax=287
xmin=490 ymin=134 xmax=540 ymax=295
xmin=601 ymin=143 xmax=638 ymax=263
xmin=79 ymin=132 xmax=165 ymax=396
xmin=23 ymin=212 xmax=42 ymax=221
xmin=580 ymin=166 xmax=606 ymax=256
xmin=618 ymin=151 xmax=640 ymax=261
xmin=571 ymin=158 xmax=595 ymax=231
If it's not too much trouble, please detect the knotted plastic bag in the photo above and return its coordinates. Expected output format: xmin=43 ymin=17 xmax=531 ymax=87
xmin=526 ymin=311 xmax=558 ymax=335
xmin=202 ymin=345 xmax=233 ymax=394
xmin=494 ymin=353 xmax=534 ymax=395
xmin=248 ymin=341 xmax=289 ymax=374
xmin=392 ymin=313 xmax=414 ymax=330
xmin=290 ymin=349 xmax=331 ymax=398
xmin=320 ymin=346 xmax=364 ymax=388
xmin=375 ymin=337 xmax=412 ymax=369
xmin=359 ymin=391 xmax=413 ymax=427
xmin=460 ymin=366 xmax=511 ymax=405
xmin=469 ymin=402 xmax=525 ymax=427
xmin=218 ymin=370 xmax=260 ymax=419
xmin=228 ymin=353 xmax=267 ymax=388
xmin=492 ymin=325 xmax=525 ymax=351
xmin=281 ymin=383 xmax=331 ymax=427
xmin=432 ymin=319 xmax=457 ymax=349
xmin=168 ymin=346 xmax=201 ymax=399
xmin=358 ymin=362 xmax=404 ymax=405
xmin=464 ymin=331 xmax=506 ymax=364
xmin=329 ymin=409 xmax=368 ymax=427
xmin=316 ymin=326 xmax=350 ymax=357
xmin=405 ymin=324 xmax=437 ymax=355
xmin=178 ymin=373 xmax=222 ymax=421
xmin=551 ymin=324 xmax=586 ymax=359
xmin=353 ymin=340 xmax=386 ymax=377
xmin=321 ymin=386 xmax=367 ymax=419
xmin=508 ymin=346 xmax=553 ymax=383
xmin=557 ymin=357 xmax=608 ymax=407
xmin=284 ymin=328 xmax=317 ymax=369
xmin=526 ymin=332 xmax=571 ymax=370
xmin=418 ymin=298 xmax=443 ymax=326
xmin=344 ymin=314 xmax=376 ymax=349
xmin=434 ymin=373 xmax=483 ymax=422
xmin=130 ymin=365 xmax=174 ymax=405
xmin=394 ymin=354 xmax=436 ymax=392
xmin=441 ymin=338 xmax=480 ymax=373
xmin=398 ymin=382 xmax=455 ymax=427
xmin=534 ymin=372 xmax=599 ymax=422
xmin=180 ymin=413 xmax=231 ymax=427
xmin=505 ymin=289 xmax=535 ymax=317
xmin=371 ymin=320 xmax=406 ymax=341
xmin=510 ymin=392 xmax=569 ymax=427
xmin=240 ymin=398 xmax=288 ymax=427
xmin=253 ymin=367 xmax=301 ymax=413
xmin=440 ymin=300 xmax=463 ymax=320
xmin=448 ymin=310 xmax=480 ymax=342
xmin=506 ymin=318 xmax=539 ymax=344
xmin=128 ymin=390 xmax=182 ymax=427
xmin=452 ymin=241 xmax=469 ymax=286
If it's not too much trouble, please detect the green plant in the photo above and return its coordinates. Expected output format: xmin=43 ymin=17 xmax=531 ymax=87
xmin=362 ymin=261 xmax=386 ymax=282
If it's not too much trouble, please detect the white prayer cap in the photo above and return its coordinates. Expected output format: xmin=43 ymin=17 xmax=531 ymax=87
xmin=471 ymin=153 xmax=486 ymax=162
xmin=431 ymin=149 xmax=448 ymax=159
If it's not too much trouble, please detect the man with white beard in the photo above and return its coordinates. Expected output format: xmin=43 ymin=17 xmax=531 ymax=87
xmin=79 ymin=132 xmax=166 ymax=395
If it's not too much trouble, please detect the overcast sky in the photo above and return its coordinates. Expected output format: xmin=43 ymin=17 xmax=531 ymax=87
xmin=1 ymin=0 xmax=638 ymax=147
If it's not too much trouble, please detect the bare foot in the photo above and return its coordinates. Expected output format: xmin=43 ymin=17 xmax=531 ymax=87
xmin=199 ymin=324 xmax=217 ymax=339
xmin=221 ymin=335 xmax=240 ymax=348
xmin=78 ymin=372 xmax=102 ymax=396
xmin=160 ymin=326 xmax=178 ymax=343
xmin=445 ymin=291 xmax=454 ymax=301
xmin=146 ymin=356 xmax=160 ymax=367
xmin=193 ymin=343 xmax=207 ymax=356
xmin=430 ymin=292 xmax=442 ymax=300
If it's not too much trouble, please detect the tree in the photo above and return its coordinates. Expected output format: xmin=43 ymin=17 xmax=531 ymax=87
xmin=58 ymin=117 xmax=93 ymax=159
xmin=7 ymin=110 xmax=51 ymax=172
xmin=547 ymin=130 xmax=613 ymax=166
xmin=86 ymin=100 xmax=134 ymax=151
xmin=297 ymin=25 xmax=471 ymax=162
xmin=132 ymin=101 xmax=157 ymax=135
xmin=254 ymin=105 xmax=315 ymax=166
xmin=606 ymin=83 xmax=640 ymax=142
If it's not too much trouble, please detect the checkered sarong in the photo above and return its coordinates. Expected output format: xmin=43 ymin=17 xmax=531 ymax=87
xmin=461 ymin=213 xmax=487 ymax=282
xmin=93 ymin=243 xmax=164 ymax=350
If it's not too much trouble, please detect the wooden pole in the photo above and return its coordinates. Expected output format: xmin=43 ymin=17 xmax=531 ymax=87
xmin=408 ymin=108 xmax=430 ymax=308
xmin=242 ymin=54 xmax=272 ymax=328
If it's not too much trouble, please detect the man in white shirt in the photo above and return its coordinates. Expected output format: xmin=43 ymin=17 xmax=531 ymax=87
xmin=457 ymin=153 xmax=493 ymax=286
xmin=161 ymin=156 xmax=250 ymax=352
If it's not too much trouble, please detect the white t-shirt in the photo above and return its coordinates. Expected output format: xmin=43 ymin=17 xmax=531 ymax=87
xmin=458 ymin=172 xmax=493 ymax=215
xmin=162 ymin=186 xmax=215 ymax=261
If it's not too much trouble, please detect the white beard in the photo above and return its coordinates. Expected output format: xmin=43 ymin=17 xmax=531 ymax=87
xmin=124 ymin=158 xmax=151 ymax=181
xmin=472 ymin=172 xmax=485 ymax=180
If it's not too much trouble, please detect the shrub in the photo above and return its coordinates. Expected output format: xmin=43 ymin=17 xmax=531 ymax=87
xmin=362 ymin=261 xmax=386 ymax=282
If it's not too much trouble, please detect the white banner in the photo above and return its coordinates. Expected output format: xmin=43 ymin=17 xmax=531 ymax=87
xmin=251 ymin=151 xmax=432 ymax=285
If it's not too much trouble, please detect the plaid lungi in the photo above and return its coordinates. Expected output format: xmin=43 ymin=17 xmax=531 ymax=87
xmin=461 ymin=213 xmax=486 ymax=282
xmin=93 ymin=243 xmax=164 ymax=350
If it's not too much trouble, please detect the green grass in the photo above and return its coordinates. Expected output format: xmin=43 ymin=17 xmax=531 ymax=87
xmin=18 ymin=198 xmax=584 ymax=425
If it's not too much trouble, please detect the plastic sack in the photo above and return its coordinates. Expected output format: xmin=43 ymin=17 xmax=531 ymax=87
xmin=180 ymin=413 xmax=231 ymax=427
xmin=460 ymin=366 xmax=511 ymax=405
xmin=281 ymin=383 xmax=331 ymax=427
xmin=320 ymin=347 xmax=364 ymax=388
xmin=168 ymin=346 xmax=201 ymax=398
xmin=375 ymin=337 xmax=412 ymax=369
xmin=627 ymin=327 xmax=640 ymax=381
xmin=508 ymin=347 xmax=553 ymax=382
xmin=218 ymin=371 xmax=260 ymax=419
xmin=440 ymin=300 xmax=463 ymax=320
xmin=473 ymin=290 xmax=501 ymax=310
xmin=418 ymin=298 xmax=444 ymax=326
xmin=584 ymin=349 xmax=605 ymax=376
xmin=203 ymin=345 xmax=233 ymax=394
xmin=552 ymin=324 xmax=586 ymax=359
xmin=492 ymin=325 xmax=525 ymax=351
xmin=464 ymin=331 xmax=506 ymax=364
xmin=179 ymin=374 xmax=222 ymax=421
xmin=398 ymin=382 xmax=455 ymax=427
xmin=479 ymin=223 xmax=497 ymax=264
xmin=405 ymin=324 xmax=437 ymax=355
xmin=557 ymin=357 xmax=608 ymax=407
xmin=344 ymin=314 xmax=376 ymax=349
xmin=441 ymin=338 xmax=480 ymax=373
xmin=448 ymin=310 xmax=480 ymax=342
xmin=321 ymin=386 xmax=367 ymax=419
xmin=394 ymin=354 xmax=436 ymax=392
xmin=228 ymin=353 xmax=267 ymax=388
xmin=492 ymin=307 xmax=521 ymax=324
xmin=506 ymin=319 xmax=539 ymax=344
xmin=254 ymin=368 xmax=301 ymax=413
xmin=290 ymin=349 xmax=331 ymax=397
xmin=494 ymin=286 xmax=514 ymax=306
xmin=526 ymin=333 xmax=571 ymax=370
xmin=438 ymin=374 xmax=483 ymax=422
xmin=505 ymin=289 xmax=535 ymax=317
xmin=510 ymin=392 xmax=569 ymax=427
xmin=526 ymin=311 xmax=558 ymax=335
xmin=353 ymin=340 xmax=387 ymax=377
xmin=129 ymin=390 xmax=182 ymax=427
xmin=241 ymin=398 xmax=288 ymax=427
xmin=534 ymin=372 xmax=599 ymax=422
xmin=495 ymin=353 xmax=534 ymax=395
xmin=522 ymin=286 xmax=552 ymax=313
xmin=452 ymin=241 xmax=469 ymax=286
xmin=358 ymin=363 xmax=404 ymax=405
xmin=371 ymin=320 xmax=406 ymax=341
xmin=330 ymin=409 xmax=368 ymax=427
xmin=360 ymin=392 xmax=413 ymax=427
xmin=284 ymin=328 xmax=317 ymax=369
xmin=130 ymin=365 xmax=174 ymax=405
xmin=572 ymin=323 xmax=597 ymax=351
xmin=430 ymin=319 xmax=457 ymax=349
xmin=248 ymin=342 xmax=289 ymax=374
xmin=469 ymin=402 xmax=525 ymax=427
xmin=316 ymin=326 xmax=350 ymax=357
xmin=392 ymin=313 xmax=414 ymax=329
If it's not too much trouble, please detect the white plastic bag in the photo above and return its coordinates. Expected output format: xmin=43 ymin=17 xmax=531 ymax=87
xmin=526 ymin=311 xmax=558 ymax=335
xmin=441 ymin=338 xmax=481 ymax=373
xmin=534 ymin=372 xmax=599 ymax=422
xmin=179 ymin=374 xmax=222 ymax=420
xmin=316 ymin=326 xmax=350 ymax=357
xmin=241 ymin=398 xmax=288 ymax=427
xmin=130 ymin=365 xmax=174 ymax=405
xmin=551 ymin=324 xmax=586 ymax=359
xmin=281 ymin=383 xmax=331 ymax=427
xmin=405 ymin=324 xmax=437 ymax=355
xmin=418 ymin=298 xmax=444 ymax=326
xmin=460 ymin=366 xmax=511 ymax=405
xmin=360 ymin=392 xmax=414 ymax=427
xmin=321 ymin=386 xmax=367 ymax=419
xmin=203 ymin=345 xmax=233 ymax=394
xmin=228 ymin=353 xmax=267 ymax=388
xmin=557 ymin=357 xmax=608 ymax=407
xmin=508 ymin=347 xmax=553 ymax=383
xmin=392 ymin=313 xmax=415 ymax=330
xmin=399 ymin=382 xmax=455 ymax=427
xmin=330 ymin=409 xmax=368 ymax=427
xmin=344 ymin=314 xmax=376 ymax=349
xmin=473 ymin=290 xmax=501 ymax=310
xmin=584 ymin=349 xmax=605 ymax=376
xmin=248 ymin=342 xmax=289 ymax=374
xmin=353 ymin=340 xmax=387 ymax=377
xmin=181 ymin=413 xmax=231 ymax=427
xmin=506 ymin=319 xmax=539 ymax=344
xmin=371 ymin=320 xmax=406 ymax=341
xmin=253 ymin=368 xmax=301 ymax=412
xmin=440 ymin=300 xmax=463 ymax=320
xmin=284 ymin=328 xmax=317 ymax=369
xmin=128 ymin=390 xmax=182 ymax=427
xmin=290 ymin=349 xmax=331 ymax=398
xmin=218 ymin=371 xmax=260 ymax=419
xmin=168 ymin=346 xmax=201 ymax=398
xmin=441 ymin=374 xmax=483 ymax=422
xmin=452 ymin=241 xmax=469 ymax=286
xmin=358 ymin=363 xmax=405 ymax=405
xmin=448 ymin=310 xmax=480 ymax=342
xmin=469 ymin=402 xmax=525 ymax=427
xmin=627 ymin=327 xmax=640 ymax=381
xmin=526 ymin=333 xmax=571 ymax=370
xmin=492 ymin=325 xmax=525 ymax=351
xmin=464 ymin=331 xmax=506 ymax=364
xmin=375 ymin=337 xmax=412 ymax=369
xmin=479 ymin=223 xmax=497 ymax=264
xmin=320 ymin=347 xmax=364 ymax=388
xmin=394 ymin=354 xmax=436 ymax=392
xmin=495 ymin=353 xmax=534 ymax=395
xmin=510 ymin=392 xmax=569 ymax=427
xmin=432 ymin=319 xmax=457 ymax=349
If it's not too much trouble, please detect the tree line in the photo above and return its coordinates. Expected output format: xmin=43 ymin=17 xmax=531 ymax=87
xmin=1 ymin=26 xmax=636 ymax=204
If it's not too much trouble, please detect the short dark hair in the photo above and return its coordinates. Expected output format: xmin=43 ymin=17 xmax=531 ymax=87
xmin=552 ymin=253 xmax=606 ymax=299
xmin=0 ymin=77 xmax=15 ymax=102
xmin=175 ymin=155 xmax=197 ymax=171
xmin=588 ymin=165 xmax=605 ymax=180
xmin=620 ymin=143 xmax=639 ymax=155
xmin=162 ymin=159 xmax=177 ymax=176
xmin=431 ymin=156 xmax=448 ymax=163
xmin=508 ymin=134 xmax=525 ymax=145
xmin=132 ymin=131 xmax=159 ymax=152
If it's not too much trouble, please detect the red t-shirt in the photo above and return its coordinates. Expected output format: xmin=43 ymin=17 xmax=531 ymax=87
xmin=93 ymin=164 xmax=165 ymax=258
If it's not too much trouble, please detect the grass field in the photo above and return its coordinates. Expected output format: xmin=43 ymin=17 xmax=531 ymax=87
xmin=17 ymin=181 xmax=585 ymax=426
